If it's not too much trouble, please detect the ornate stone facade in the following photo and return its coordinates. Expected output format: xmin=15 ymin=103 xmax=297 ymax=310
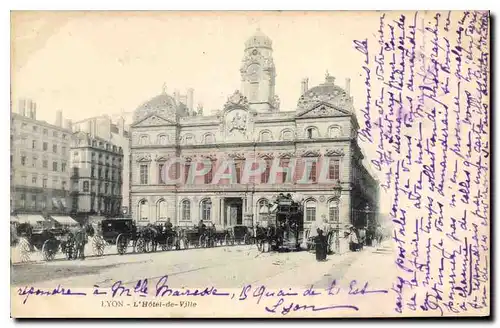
xmin=129 ymin=30 xmax=379 ymax=252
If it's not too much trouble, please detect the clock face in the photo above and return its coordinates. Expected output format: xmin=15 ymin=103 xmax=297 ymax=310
xmin=252 ymin=49 xmax=259 ymax=55
xmin=247 ymin=64 xmax=260 ymax=81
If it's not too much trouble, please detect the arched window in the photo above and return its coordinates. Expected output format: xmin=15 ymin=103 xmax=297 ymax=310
xmin=281 ymin=130 xmax=293 ymax=141
xmin=305 ymin=127 xmax=319 ymax=139
xmin=140 ymin=135 xmax=149 ymax=145
xmin=257 ymin=199 xmax=270 ymax=223
xmin=329 ymin=126 xmax=342 ymax=138
xmin=181 ymin=199 xmax=191 ymax=221
xmin=203 ymin=133 xmax=215 ymax=144
xmin=305 ymin=199 xmax=317 ymax=222
xmin=139 ymin=199 xmax=148 ymax=221
xmin=328 ymin=200 xmax=340 ymax=223
xmin=158 ymin=134 xmax=168 ymax=145
xmin=157 ymin=199 xmax=167 ymax=221
xmin=201 ymin=198 xmax=212 ymax=221
xmin=260 ymin=130 xmax=272 ymax=142
xmin=184 ymin=134 xmax=195 ymax=145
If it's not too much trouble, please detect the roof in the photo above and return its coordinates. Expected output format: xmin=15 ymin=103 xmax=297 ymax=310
xmin=245 ymin=28 xmax=273 ymax=50
xmin=133 ymin=93 xmax=189 ymax=124
xmin=296 ymin=80 xmax=351 ymax=112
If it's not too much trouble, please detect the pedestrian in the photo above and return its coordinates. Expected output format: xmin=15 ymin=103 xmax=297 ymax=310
xmin=348 ymin=227 xmax=359 ymax=251
xmin=314 ymin=228 xmax=327 ymax=261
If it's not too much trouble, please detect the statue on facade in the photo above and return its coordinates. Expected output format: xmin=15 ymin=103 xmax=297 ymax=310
xmin=229 ymin=112 xmax=247 ymax=133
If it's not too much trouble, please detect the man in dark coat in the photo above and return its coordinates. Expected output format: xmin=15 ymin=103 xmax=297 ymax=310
xmin=314 ymin=228 xmax=327 ymax=261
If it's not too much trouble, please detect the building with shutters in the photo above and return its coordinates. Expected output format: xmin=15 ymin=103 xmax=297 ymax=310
xmin=128 ymin=29 xmax=379 ymax=245
xmin=10 ymin=101 xmax=73 ymax=215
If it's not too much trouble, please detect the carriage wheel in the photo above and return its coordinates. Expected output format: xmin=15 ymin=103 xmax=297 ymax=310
xmin=145 ymin=240 xmax=153 ymax=253
xmin=165 ymin=237 xmax=173 ymax=251
xmin=92 ymin=236 xmax=106 ymax=256
xmin=198 ymin=235 xmax=206 ymax=248
xmin=18 ymin=238 xmax=31 ymax=263
xmin=136 ymin=237 xmax=146 ymax=253
xmin=42 ymin=239 xmax=58 ymax=262
xmin=116 ymin=234 xmax=128 ymax=255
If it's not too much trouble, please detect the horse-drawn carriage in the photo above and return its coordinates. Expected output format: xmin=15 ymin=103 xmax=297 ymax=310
xmin=12 ymin=216 xmax=90 ymax=262
xmin=256 ymin=194 xmax=304 ymax=253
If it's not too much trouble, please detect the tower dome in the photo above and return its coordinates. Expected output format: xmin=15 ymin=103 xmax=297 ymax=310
xmin=245 ymin=28 xmax=273 ymax=50
xmin=133 ymin=89 xmax=189 ymax=123
xmin=296 ymin=72 xmax=353 ymax=112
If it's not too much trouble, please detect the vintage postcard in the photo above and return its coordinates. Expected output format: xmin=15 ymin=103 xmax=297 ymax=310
xmin=10 ymin=10 xmax=490 ymax=318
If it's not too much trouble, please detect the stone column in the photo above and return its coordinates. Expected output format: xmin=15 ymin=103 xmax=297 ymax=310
xmin=337 ymin=188 xmax=351 ymax=254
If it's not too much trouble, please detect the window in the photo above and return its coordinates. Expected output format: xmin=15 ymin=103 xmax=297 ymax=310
xmin=32 ymin=175 xmax=37 ymax=185
xmin=158 ymin=163 xmax=165 ymax=184
xmin=282 ymin=130 xmax=293 ymax=141
xmin=62 ymin=146 xmax=66 ymax=154
xmin=185 ymin=135 xmax=194 ymax=145
xmin=32 ymin=156 xmax=37 ymax=168
xmin=281 ymin=158 xmax=290 ymax=183
xmin=32 ymin=140 xmax=36 ymax=149
xmin=305 ymin=199 xmax=317 ymax=222
xmin=329 ymin=126 xmax=342 ymax=138
xmin=261 ymin=160 xmax=271 ymax=183
xmin=21 ymin=175 xmax=27 ymax=185
xmin=20 ymin=193 xmax=26 ymax=207
xmin=158 ymin=135 xmax=168 ymax=145
xmin=310 ymin=161 xmax=317 ymax=183
xmin=53 ymin=131 xmax=58 ymax=137
xmin=307 ymin=128 xmax=313 ymax=139
xmin=328 ymin=159 xmax=340 ymax=180
xmin=201 ymin=198 xmax=212 ymax=221
xmin=157 ymin=199 xmax=167 ymax=221
xmin=257 ymin=199 xmax=269 ymax=223
xmin=33 ymin=126 xmax=38 ymax=132
xmin=42 ymin=178 xmax=47 ymax=188
xmin=204 ymin=161 xmax=214 ymax=184
xmin=181 ymin=199 xmax=191 ymax=221
xmin=73 ymin=151 xmax=79 ymax=158
xmin=43 ymin=142 xmax=48 ymax=151
xmin=140 ymin=135 xmax=149 ymax=145
xmin=105 ymin=169 xmax=109 ymax=179
xmin=184 ymin=162 xmax=191 ymax=183
xmin=53 ymin=145 xmax=57 ymax=153
xmin=260 ymin=131 xmax=272 ymax=142
xmin=235 ymin=161 xmax=242 ymax=183
xmin=52 ymin=161 xmax=58 ymax=172
xmin=83 ymin=181 xmax=89 ymax=192
xmin=42 ymin=160 xmax=48 ymax=168
xmin=91 ymin=166 xmax=95 ymax=178
xmin=21 ymin=155 xmax=26 ymax=166
xmin=62 ymin=134 xmax=66 ymax=140
xmin=31 ymin=194 xmax=37 ymax=207
xmin=43 ymin=129 xmax=48 ymax=135
xmin=62 ymin=181 xmax=67 ymax=190
xmin=139 ymin=199 xmax=148 ymax=221
xmin=140 ymin=164 xmax=148 ymax=184
xmin=21 ymin=123 xmax=27 ymax=129
xmin=61 ymin=162 xmax=67 ymax=172
xmin=204 ymin=134 xmax=215 ymax=144
xmin=105 ymin=183 xmax=109 ymax=193
xmin=329 ymin=201 xmax=339 ymax=223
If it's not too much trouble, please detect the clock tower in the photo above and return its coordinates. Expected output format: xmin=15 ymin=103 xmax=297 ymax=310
xmin=240 ymin=29 xmax=278 ymax=112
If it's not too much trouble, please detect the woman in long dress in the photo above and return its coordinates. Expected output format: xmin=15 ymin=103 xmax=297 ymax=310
xmin=314 ymin=228 xmax=327 ymax=261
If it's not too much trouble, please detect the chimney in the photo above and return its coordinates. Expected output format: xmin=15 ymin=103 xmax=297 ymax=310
xmin=55 ymin=110 xmax=63 ymax=127
xmin=65 ymin=119 xmax=72 ymax=131
xmin=87 ymin=120 xmax=93 ymax=134
xmin=18 ymin=99 xmax=26 ymax=116
xmin=301 ymin=78 xmax=309 ymax=95
xmin=174 ymin=89 xmax=180 ymax=104
xmin=187 ymin=88 xmax=194 ymax=111
xmin=117 ymin=117 xmax=125 ymax=136
xmin=345 ymin=78 xmax=351 ymax=96
xmin=31 ymin=102 xmax=37 ymax=120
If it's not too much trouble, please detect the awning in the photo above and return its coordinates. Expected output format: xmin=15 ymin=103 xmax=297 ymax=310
xmin=17 ymin=214 xmax=46 ymax=225
xmin=51 ymin=215 xmax=78 ymax=226
xmin=10 ymin=215 xmax=19 ymax=223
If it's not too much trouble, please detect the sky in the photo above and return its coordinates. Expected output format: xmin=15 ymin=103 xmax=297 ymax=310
xmin=11 ymin=11 xmax=387 ymax=209
xmin=11 ymin=11 xmax=379 ymax=124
